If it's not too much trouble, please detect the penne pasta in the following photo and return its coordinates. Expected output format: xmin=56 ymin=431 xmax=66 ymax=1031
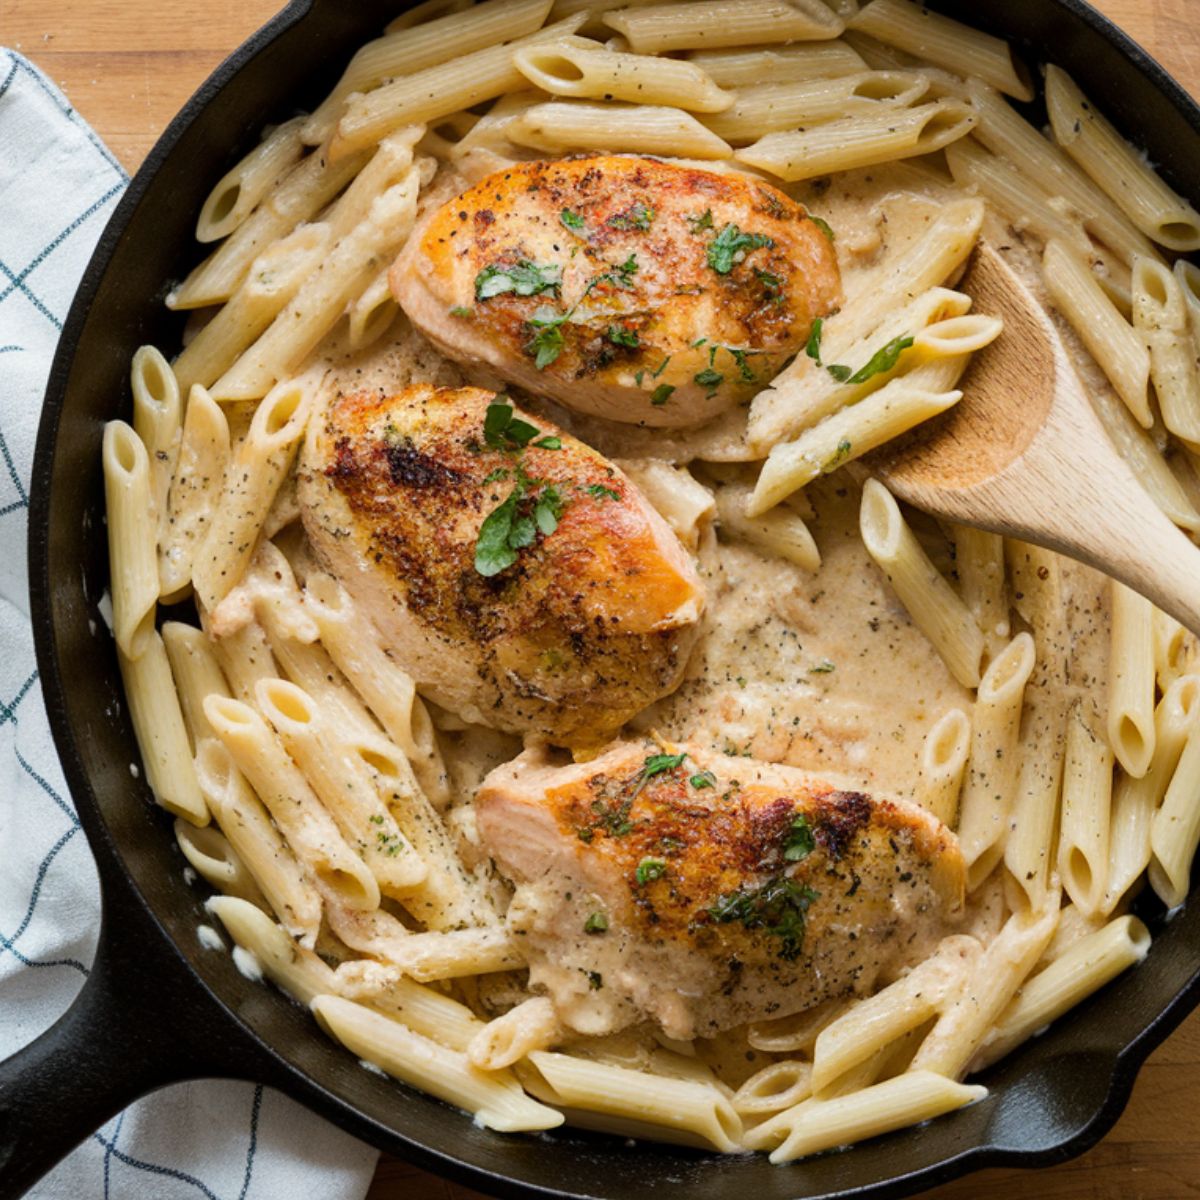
xmin=602 ymin=0 xmax=842 ymax=55
xmin=687 ymin=41 xmax=867 ymax=88
xmin=1057 ymin=701 xmax=1115 ymax=915
xmin=161 ymin=619 xmax=230 ymax=749
xmin=130 ymin=346 xmax=183 ymax=563
xmin=469 ymin=997 xmax=561 ymax=1070
xmin=951 ymin=524 xmax=1009 ymax=657
xmin=1132 ymin=255 xmax=1200 ymax=447
xmin=174 ymin=817 xmax=266 ymax=908
xmin=1149 ymin=712 xmax=1200 ymax=909
xmin=1108 ymin=580 xmax=1157 ymax=779
xmin=714 ymin=480 xmax=820 ymax=571
xmin=915 ymin=708 xmax=971 ymax=826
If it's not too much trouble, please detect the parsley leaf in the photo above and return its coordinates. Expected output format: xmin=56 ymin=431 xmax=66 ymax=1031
xmin=846 ymin=335 xmax=914 ymax=384
xmin=584 ymin=911 xmax=609 ymax=934
xmin=694 ymin=367 xmax=723 ymax=397
xmin=690 ymin=771 xmax=716 ymax=789
xmin=728 ymin=348 xmax=757 ymax=382
xmin=636 ymin=857 xmax=667 ymax=886
xmin=560 ymin=208 xmax=585 ymax=232
xmin=650 ymin=383 xmax=675 ymax=406
xmin=755 ymin=268 xmax=784 ymax=297
xmin=585 ymin=483 xmax=621 ymax=501
xmin=449 ymin=305 xmax=472 ymax=318
xmin=534 ymin=484 xmax=564 ymax=536
xmin=533 ymin=435 xmax=562 ymax=450
xmin=826 ymin=363 xmax=853 ymax=382
xmin=805 ymin=317 xmax=824 ymax=364
xmin=475 ymin=260 xmax=562 ymax=301
xmin=706 ymin=223 xmax=774 ymax=275
xmin=782 ymin=814 xmax=815 ymax=862
xmin=607 ymin=325 xmax=640 ymax=348
xmin=483 ymin=402 xmax=542 ymax=449
xmin=607 ymin=201 xmax=654 ymax=231
xmin=810 ymin=215 xmax=835 ymax=242
xmin=708 ymin=877 xmax=818 ymax=962
xmin=822 ymin=440 xmax=852 ymax=473
xmin=688 ymin=209 xmax=714 ymax=233
xmin=644 ymin=752 xmax=687 ymax=778
xmin=652 ymin=355 xmax=671 ymax=378
xmin=525 ymin=305 xmax=569 ymax=370
xmin=474 ymin=488 xmax=522 ymax=576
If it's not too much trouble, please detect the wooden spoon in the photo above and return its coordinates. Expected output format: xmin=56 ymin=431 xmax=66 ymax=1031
xmin=870 ymin=239 xmax=1200 ymax=634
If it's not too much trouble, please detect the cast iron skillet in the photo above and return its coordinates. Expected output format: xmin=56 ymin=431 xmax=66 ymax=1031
xmin=5 ymin=1 xmax=1200 ymax=1197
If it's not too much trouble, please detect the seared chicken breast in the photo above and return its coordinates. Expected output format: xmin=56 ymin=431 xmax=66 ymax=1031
xmin=477 ymin=740 xmax=965 ymax=1040
xmin=391 ymin=156 xmax=841 ymax=428
xmin=298 ymin=385 xmax=704 ymax=746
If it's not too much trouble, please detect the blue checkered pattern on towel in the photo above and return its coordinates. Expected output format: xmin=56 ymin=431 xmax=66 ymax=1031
xmin=0 ymin=49 xmax=377 ymax=1199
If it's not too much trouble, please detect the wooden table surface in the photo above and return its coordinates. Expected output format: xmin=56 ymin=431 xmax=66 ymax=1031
xmin=5 ymin=1 xmax=1200 ymax=1196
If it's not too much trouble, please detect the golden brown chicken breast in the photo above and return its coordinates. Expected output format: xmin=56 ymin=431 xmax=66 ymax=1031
xmin=297 ymin=385 xmax=704 ymax=746
xmin=477 ymin=740 xmax=966 ymax=1039
xmin=390 ymin=156 xmax=841 ymax=428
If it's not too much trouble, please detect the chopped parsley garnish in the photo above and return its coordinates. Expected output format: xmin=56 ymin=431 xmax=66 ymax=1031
xmin=652 ymin=355 xmax=671 ymax=378
xmin=694 ymin=367 xmax=724 ymax=397
xmin=636 ymin=857 xmax=667 ymax=886
xmin=449 ymin=305 xmax=473 ymax=318
xmin=690 ymin=771 xmax=716 ymax=789
xmin=475 ymin=259 xmax=562 ymax=301
xmin=755 ymin=268 xmax=784 ymax=298
xmin=376 ymin=829 xmax=406 ymax=856
xmin=474 ymin=489 xmax=524 ymax=576
xmin=534 ymin=435 xmax=562 ymax=450
xmin=483 ymin=401 xmax=546 ymax=451
xmin=589 ymin=795 xmax=635 ymax=837
xmin=805 ymin=317 xmax=825 ymax=364
xmin=842 ymin=335 xmax=914 ymax=384
xmin=688 ymin=209 xmax=714 ymax=233
xmin=525 ymin=305 xmax=569 ymax=370
xmin=650 ymin=383 xmax=675 ymax=406
xmin=643 ymin=752 xmax=687 ymax=778
xmin=782 ymin=814 xmax=815 ymax=862
xmin=706 ymin=223 xmax=774 ymax=275
xmin=707 ymin=877 xmax=818 ymax=961
xmin=826 ymin=363 xmax=853 ymax=382
xmin=607 ymin=325 xmax=640 ymax=348
xmin=607 ymin=201 xmax=654 ymax=231
xmin=589 ymin=252 xmax=639 ymax=291
xmin=809 ymin=658 xmax=837 ymax=673
xmin=584 ymin=911 xmax=609 ymax=934
xmin=810 ymin=215 xmax=835 ymax=242
xmin=534 ymin=484 xmax=564 ymax=536
xmin=635 ymin=369 xmax=645 ymax=385
xmin=560 ymin=208 xmax=585 ymax=232
xmin=822 ymin=440 xmax=852 ymax=473
xmin=584 ymin=483 xmax=621 ymax=501
xmin=728 ymin=348 xmax=757 ymax=382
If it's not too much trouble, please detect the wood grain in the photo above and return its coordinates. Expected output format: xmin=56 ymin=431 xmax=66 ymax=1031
xmin=4 ymin=2 xmax=1198 ymax=1197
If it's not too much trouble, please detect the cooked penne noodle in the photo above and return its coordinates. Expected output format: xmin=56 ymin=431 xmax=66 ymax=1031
xmin=915 ymin=707 xmax=970 ymax=825
xmin=857 ymin=479 xmax=984 ymax=689
xmin=469 ymin=997 xmax=561 ymax=1070
xmin=359 ymin=926 xmax=521 ymax=981
xmin=525 ymin=1050 xmax=742 ymax=1152
xmin=1154 ymin=608 xmax=1194 ymax=690
xmin=172 ymin=225 xmax=331 ymax=397
xmin=1044 ymin=238 xmax=1152 ymax=428
xmin=957 ymin=632 xmax=1036 ymax=885
xmin=1045 ymin=65 xmax=1200 ymax=252
xmin=158 ymin=386 xmax=230 ymax=600
xmin=331 ymin=17 xmax=587 ymax=158
xmin=196 ymin=117 xmax=306 ymax=243
xmin=704 ymin=71 xmax=928 ymax=144
xmin=1132 ymin=256 xmax=1200 ymax=447
xmin=514 ymin=37 xmax=732 ymax=112
xmin=120 ymin=630 xmax=208 ymax=825
xmin=687 ymin=41 xmax=867 ymax=88
xmin=384 ymin=0 xmax=475 ymax=34
xmin=944 ymin=137 xmax=1092 ymax=257
xmin=1176 ymin=259 xmax=1200 ymax=357
xmin=747 ymin=998 xmax=846 ymax=1055
xmin=951 ymin=524 xmax=1009 ymax=656
xmin=194 ymin=736 xmax=322 ymax=945
xmin=753 ymin=382 xmax=963 ymax=514
xmin=174 ymin=817 xmax=266 ymax=908
xmin=811 ymin=936 xmax=979 ymax=1093
xmin=193 ymin=377 xmax=312 ymax=609
xmin=743 ymin=1072 xmax=986 ymax=1163
xmin=964 ymin=81 xmax=1156 ymax=265
xmin=161 ymin=619 xmax=230 ymax=748
xmin=314 ymin=996 xmax=564 ymax=1133
xmin=1057 ymin=701 xmax=1115 ymax=915
xmin=102 ymin=420 xmax=159 ymax=661
xmin=1108 ymin=580 xmax=1157 ymax=779
xmin=973 ymin=915 xmax=1151 ymax=1070
xmin=347 ymin=266 xmax=400 ymax=353
xmin=168 ymin=147 xmax=370 ymax=310
xmin=204 ymin=694 xmax=381 ymax=911
xmin=736 ymin=98 xmax=975 ymax=181
xmin=613 ymin=460 xmax=715 ymax=551
xmin=715 ymin=481 xmax=820 ymax=571
xmin=130 ymin=346 xmax=183 ymax=557
xmin=509 ymin=100 xmax=732 ymax=159
xmin=602 ymin=0 xmax=842 ymax=55
xmin=731 ymin=1059 xmax=814 ymax=1116
xmin=204 ymin=614 xmax=277 ymax=704
xmin=207 ymin=895 xmax=338 ymax=1004
xmin=749 ymin=285 xmax=975 ymax=449
xmin=910 ymin=899 xmax=1059 ymax=1079
xmin=848 ymin=0 xmax=1031 ymax=100
xmin=212 ymin=167 xmax=422 ymax=400
xmin=303 ymin=0 xmax=554 ymax=146
xmin=1102 ymin=674 xmax=1200 ymax=915
xmin=1149 ymin=712 xmax=1200 ymax=909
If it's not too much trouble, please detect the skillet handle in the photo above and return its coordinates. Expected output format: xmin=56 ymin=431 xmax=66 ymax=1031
xmin=0 ymin=899 xmax=273 ymax=1200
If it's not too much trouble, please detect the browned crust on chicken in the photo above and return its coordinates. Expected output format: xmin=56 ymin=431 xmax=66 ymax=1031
xmin=478 ymin=741 xmax=965 ymax=1038
xmin=298 ymin=385 xmax=704 ymax=746
xmin=391 ymin=156 xmax=842 ymax=428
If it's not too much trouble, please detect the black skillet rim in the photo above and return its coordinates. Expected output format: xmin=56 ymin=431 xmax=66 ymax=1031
xmin=26 ymin=1 xmax=1200 ymax=1197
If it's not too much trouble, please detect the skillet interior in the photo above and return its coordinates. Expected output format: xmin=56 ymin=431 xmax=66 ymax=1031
xmin=29 ymin=2 xmax=1200 ymax=1197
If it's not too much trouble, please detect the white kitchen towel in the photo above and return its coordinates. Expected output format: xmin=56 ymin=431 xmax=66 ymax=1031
xmin=0 ymin=49 xmax=379 ymax=1200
